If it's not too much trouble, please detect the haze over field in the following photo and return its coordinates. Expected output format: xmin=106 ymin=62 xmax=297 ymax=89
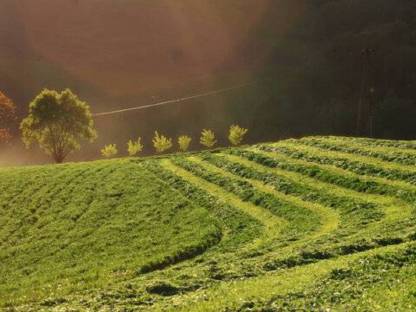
xmin=0 ymin=0 xmax=275 ymax=162
xmin=2 ymin=0 xmax=416 ymax=163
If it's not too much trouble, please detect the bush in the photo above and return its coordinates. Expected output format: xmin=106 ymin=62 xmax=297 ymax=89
xmin=178 ymin=135 xmax=192 ymax=152
xmin=153 ymin=131 xmax=172 ymax=153
xmin=101 ymin=144 xmax=118 ymax=158
xmin=228 ymin=124 xmax=248 ymax=146
xmin=127 ymin=138 xmax=144 ymax=156
xmin=200 ymin=129 xmax=217 ymax=148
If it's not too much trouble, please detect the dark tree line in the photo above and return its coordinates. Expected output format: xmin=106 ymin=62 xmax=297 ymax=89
xmin=246 ymin=0 xmax=416 ymax=140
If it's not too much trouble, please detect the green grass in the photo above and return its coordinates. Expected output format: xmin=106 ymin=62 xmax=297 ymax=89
xmin=1 ymin=136 xmax=416 ymax=311
xmin=0 ymin=160 xmax=221 ymax=308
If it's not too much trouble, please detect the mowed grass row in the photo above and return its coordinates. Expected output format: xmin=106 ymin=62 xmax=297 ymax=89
xmin=153 ymin=152 xmax=413 ymax=279
xmin=246 ymin=146 xmax=416 ymax=203
xmin=50 ymin=159 xmax=272 ymax=311
xmin=2 ymin=136 xmax=416 ymax=311
xmin=201 ymin=153 xmax=387 ymax=244
xmin=291 ymin=137 xmax=416 ymax=176
xmin=160 ymin=139 xmax=416 ymax=311
xmin=321 ymin=136 xmax=416 ymax=155
xmin=0 ymin=160 xmax=222 ymax=308
xmin=138 ymin=145 xmax=414 ymax=308
xmin=217 ymin=153 xmax=412 ymax=239
xmin=188 ymin=156 xmax=339 ymax=243
xmin=233 ymin=146 xmax=416 ymax=225
xmin=171 ymin=242 xmax=416 ymax=312
xmin=199 ymin=151 xmax=415 ymax=266
xmin=263 ymin=141 xmax=416 ymax=186
xmin=202 ymin=152 xmax=382 ymax=230
xmin=171 ymin=156 xmax=321 ymax=247
xmin=144 ymin=160 xmax=262 ymax=253
xmin=299 ymin=136 xmax=416 ymax=166
xmin=160 ymin=159 xmax=286 ymax=251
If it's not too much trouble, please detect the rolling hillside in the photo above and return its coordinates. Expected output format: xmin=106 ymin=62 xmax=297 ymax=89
xmin=2 ymin=136 xmax=416 ymax=311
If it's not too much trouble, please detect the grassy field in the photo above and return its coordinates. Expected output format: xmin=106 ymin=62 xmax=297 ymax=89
xmin=1 ymin=136 xmax=416 ymax=311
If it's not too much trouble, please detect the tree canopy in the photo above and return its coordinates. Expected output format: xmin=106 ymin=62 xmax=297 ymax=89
xmin=127 ymin=138 xmax=144 ymax=156
xmin=101 ymin=144 xmax=118 ymax=158
xmin=228 ymin=125 xmax=248 ymax=146
xmin=178 ymin=135 xmax=192 ymax=152
xmin=20 ymin=89 xmax=97 ymax=163
xmin=0 ymin=91 xmax=16 ymax=144
xmin=200 ymin=129 xmax=217 ymax=148
xmin=153 ymin=131 xmax=172 ymax=153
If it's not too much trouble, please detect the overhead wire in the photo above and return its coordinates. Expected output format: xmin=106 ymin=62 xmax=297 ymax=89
xmin=92 ymin=82 xmax=256 ymax=117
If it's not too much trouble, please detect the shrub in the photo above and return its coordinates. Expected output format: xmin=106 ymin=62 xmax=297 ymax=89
xmin=200 ymin=129 xmax=217 ymax=148
xmin=153 ymin=131 xmax=172 ymax=153
xmin=101 ymin=144 xmax=118 ymax=158
xmin=178 ymin=135 xmax=192 ymax=152
xmin=228 ymin=124 xmax=248 ymax=146
xmin=127 ymin=138 xmax=144 ymax=156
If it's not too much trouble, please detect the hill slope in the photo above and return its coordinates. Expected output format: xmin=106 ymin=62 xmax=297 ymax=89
xmin=1 ymin=136 xmax=416 ymax=310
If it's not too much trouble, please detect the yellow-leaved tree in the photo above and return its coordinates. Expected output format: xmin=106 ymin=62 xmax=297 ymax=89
xmin=127 ymin=138 xmax=144 ymax=156
xmin=200 ymin=129 xmax=217 ymax=148
xmin=178 ymin=135 xmax=192 ymax=152
xmin=228 ymin=124 xmax=248 ymax=146
xmin=153 ymin=131 xmax=172 ymax=153
xmin=101 ymin=144 xmax=118 ymax=158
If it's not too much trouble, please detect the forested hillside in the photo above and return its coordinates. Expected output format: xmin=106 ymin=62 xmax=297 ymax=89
xmin=257 ymin=0 xmax=416 ymax=139
xmin=1 ymin=0 xmax=415 ymax=160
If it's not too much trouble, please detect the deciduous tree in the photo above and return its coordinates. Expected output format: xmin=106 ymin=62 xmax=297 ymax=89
xmin=101 ymin=144 xmax=118 ymax=158
xmin=200 ymin=129 xmax=217 ymax=148
xmin=228 ymin=124 xmax=248 ymax=146
xmin=0 ymin=91 xmax=16 ymax=144
xmin=153 ymin=131 xmax=172 ymax=153
xmin=20 ymin=89 xmax=97 ymax=163
xmin=178 ymin=135 xmax=192 ymax=152
xmin=127 ymin=138 xmax=144 ymax=156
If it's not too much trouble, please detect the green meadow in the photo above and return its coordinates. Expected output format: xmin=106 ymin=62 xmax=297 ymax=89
xmin=1 ymin=136 xmax=416 ymax=311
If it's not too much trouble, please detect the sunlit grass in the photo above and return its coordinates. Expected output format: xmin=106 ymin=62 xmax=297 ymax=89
xmin=1 ymin=136 xmax=416 ymax=310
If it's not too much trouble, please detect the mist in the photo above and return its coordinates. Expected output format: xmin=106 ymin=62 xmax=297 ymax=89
xmin=2 ymin=0 xmax=416 ymax=165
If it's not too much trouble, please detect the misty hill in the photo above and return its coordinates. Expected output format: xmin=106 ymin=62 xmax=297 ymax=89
xmin=2 ymin=136 xmax=416 ymax=310
xmin=1 ymin=0 xmax=416 ymax=162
